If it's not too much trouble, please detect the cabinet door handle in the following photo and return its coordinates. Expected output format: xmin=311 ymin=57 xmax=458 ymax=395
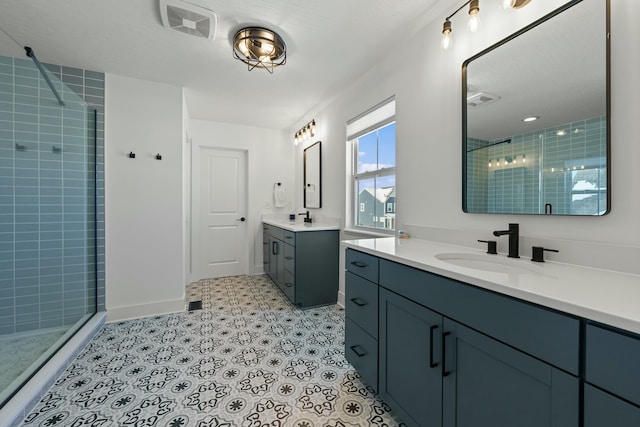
xmin=429 ymin=324 xmax=439 ymax=368
xmin=350 ymin=261 xmax=367 ymax=268
xmin=350 ymin=298 xmax=367 ymax=307
xmin=285 ymin=282 xmax=293 ymax=288
xmin=272 ymin=241 xmax=279 ymax=255
xmin=350 ymin=345 xmax=367 ymax=358
xmin=285 ymin=256 xmax=293 ymax=260
xmin=442 ymin=331 xmax=452 ymax=377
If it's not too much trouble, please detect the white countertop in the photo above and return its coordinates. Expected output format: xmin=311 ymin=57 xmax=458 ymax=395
xmin=263 ymin=219 xmax=340 ymax=232
xmin=342 ymin=237 xmax=640 ymax=335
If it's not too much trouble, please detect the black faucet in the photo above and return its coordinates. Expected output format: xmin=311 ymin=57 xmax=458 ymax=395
xmin=298 ymin=211 xmax=312 ymax=223
xmin=493 ymin=223 xmax=519 ymax=258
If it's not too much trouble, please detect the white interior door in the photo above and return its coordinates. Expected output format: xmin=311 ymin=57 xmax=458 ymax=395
xmin=195 ymin=147 xmax=247 ymax=279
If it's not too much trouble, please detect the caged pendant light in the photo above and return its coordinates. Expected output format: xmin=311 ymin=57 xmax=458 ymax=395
xmin=233 ymin=27 xmax=286 ymax=74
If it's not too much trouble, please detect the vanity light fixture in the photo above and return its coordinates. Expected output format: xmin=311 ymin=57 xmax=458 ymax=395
xmin=233 ymin=27 xmax=286 ymax=74
xmin=441 ymin=0 xmax=532 ymax=50
xmin=489 ymin=154 xmax=528 ymax=170
xmin=294 ymin=119 xmax=317 ymax=145
xmin=441 ymin=19 xmax=453 ymax=50
xmin=468 ymin=0 xmax=480 ymax=32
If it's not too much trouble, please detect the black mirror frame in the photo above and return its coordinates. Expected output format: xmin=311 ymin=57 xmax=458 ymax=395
xmin=461 ymin=0 xmax=610 ymax=216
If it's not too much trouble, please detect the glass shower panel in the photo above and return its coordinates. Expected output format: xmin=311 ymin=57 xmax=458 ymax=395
xmin=0 ymin=55 xmax=97 ymax=406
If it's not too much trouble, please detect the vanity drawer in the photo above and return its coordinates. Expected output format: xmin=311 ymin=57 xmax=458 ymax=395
xmin=346 ymin=249 xmax=379 ymax=283
xmin=585 ymin=324 xmax=640 ymax=406
xmin=284 ymin=244 xmax=295 ymax=273
xmin=264 ymin=223 xmax=285 ymax=240
xmin=345 ymin=317 xmax=378 ymax=392
xmin=345 ymin=271 xmax=378 ymax=338
xmin=584 ymin=384 xmax=640 ymax=427
xmin=379 ymin=259 xmax=580 ymax=375
xmin=283 ymin=270 xmax=296 ymax=303
xmin=284 ymin=230 xmax=296 ymax=244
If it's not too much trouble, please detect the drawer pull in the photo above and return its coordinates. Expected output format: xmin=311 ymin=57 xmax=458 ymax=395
xmin=285 ymin=282 xmax=293 ymax=288
xmin=350 ymin=261 xmax=367 ymax=268
xmin=350 ymin=345 xmax=367 ymax=358
xmin=285 ymin=256 xmax=293 ymax=260
xmin=442 ymin=331 xmax=452 ymax=377
xmin=285 ymin=236 xmax=293 ymax=240
xmin=350 ymin=298 xmax=367 ymax=307
xmin=429 ymin=324 xmax=439 ymax=368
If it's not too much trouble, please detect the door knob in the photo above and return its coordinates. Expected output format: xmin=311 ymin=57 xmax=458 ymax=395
xmin=237 ymin=217 xmax=246 ymax=222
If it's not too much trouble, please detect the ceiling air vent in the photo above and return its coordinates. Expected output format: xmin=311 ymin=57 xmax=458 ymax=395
xmin=467 ymin=91 xmax=501 ymax=107
xmin=159 ymin=0 xmax=217 ymax=41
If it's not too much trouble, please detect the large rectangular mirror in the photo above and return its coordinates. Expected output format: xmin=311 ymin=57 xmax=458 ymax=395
xmin=463 ymin=0 xmax=609 ymax=215
xmin=304 ymin=141 xmax=322 ymax=208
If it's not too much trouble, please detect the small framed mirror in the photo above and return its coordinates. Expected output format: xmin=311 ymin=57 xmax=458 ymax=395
xmin=463 ymin=0 xmax=609 ymax=215
xmin=304 ymin=141 xmax=322 ymax=208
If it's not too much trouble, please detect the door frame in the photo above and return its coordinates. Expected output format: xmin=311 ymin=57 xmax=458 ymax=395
xmin=191 ymin=144 xmax=254 ymax=283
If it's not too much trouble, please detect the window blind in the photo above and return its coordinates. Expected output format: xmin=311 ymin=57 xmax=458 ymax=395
xmin=346 ymin=96 xmax=396 ymax=141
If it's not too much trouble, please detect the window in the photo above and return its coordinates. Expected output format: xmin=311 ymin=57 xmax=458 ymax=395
xmin=570 ymin=166 xmax=607 ymax=215
xmin=347 ymin=97 xmax=396 ymax=231
xmin=386 ymin=202 xmax=394 ymax=213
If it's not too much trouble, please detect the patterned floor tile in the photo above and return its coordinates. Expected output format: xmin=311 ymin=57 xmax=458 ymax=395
xmin=21 ymin=275 xmax=405 ymax=427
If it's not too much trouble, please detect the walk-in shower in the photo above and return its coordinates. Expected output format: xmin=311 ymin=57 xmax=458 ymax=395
xmin=0 ymin=53 xmax=103 ymax=413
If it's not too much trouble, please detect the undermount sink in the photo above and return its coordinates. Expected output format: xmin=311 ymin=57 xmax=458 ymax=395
xmin=435 ymin=252 xmax=541 ymax=274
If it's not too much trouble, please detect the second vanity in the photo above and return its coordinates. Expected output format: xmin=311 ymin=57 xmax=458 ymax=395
xmin=263 ymin=219 xmax=339 ymax=308
xmin=342 ymin=237 xmax=640 ymax=427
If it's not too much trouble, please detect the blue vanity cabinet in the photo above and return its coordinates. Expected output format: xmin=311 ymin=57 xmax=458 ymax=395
xmin=344 ymin=249 xmax=581 ymax=427
xmin=264 ymin=223 xmax=339 ymax=308
xmin=293 ymin=230 xmax=339 ymax=308
xmin=584 ymin=324 xmax=640 ymax=425
xmin=377 ymin=287 xmax=578 ymax=427
xmin=378 ymin=287 xmax=443 ymax=427
xmin=441 ymin=318 xmax=579 ymax=427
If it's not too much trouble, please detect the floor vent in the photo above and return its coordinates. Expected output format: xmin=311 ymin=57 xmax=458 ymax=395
xmin=188 ymin=300 xmax=203 ymax=311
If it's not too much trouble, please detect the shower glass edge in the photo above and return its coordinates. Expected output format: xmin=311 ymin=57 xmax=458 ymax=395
xmin=0 ymin=54 xmax=98 ymax=407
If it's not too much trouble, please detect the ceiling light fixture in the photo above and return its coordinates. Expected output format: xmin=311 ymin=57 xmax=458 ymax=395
xmin=233 ymin=27 xmax=286 ymax=74
xmin=441 ymin=0 xmax=532 ymax=50
xmin=522 ymin=116 xmax=539 ymax=122
xmin=294 ymin=120 xmax=317 ymax=145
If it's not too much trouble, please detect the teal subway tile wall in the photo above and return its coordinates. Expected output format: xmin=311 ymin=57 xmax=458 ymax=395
xmin=466 ymin=117 xmax=607 ymax=215
xmin=0 ymin=55 xmax=104 ymax=335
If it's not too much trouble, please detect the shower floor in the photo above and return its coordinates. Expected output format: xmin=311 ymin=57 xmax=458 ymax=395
xmin=0 ymin=327 xmax=68 ymax=394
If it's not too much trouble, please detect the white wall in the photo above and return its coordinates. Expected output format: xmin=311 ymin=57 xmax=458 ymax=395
xmin=292 ymin=1 xmax=640 ymax=294
xmin=188 ymin=119 xmax=293 ymax=275
xmin=295 ymin=0 xmax=640 ymax=245
xmin=105 ymin=74 xmax=186 ymax=322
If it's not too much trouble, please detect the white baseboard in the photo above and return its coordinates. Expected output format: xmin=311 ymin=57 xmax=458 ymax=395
xmin=106 ymin=299 xmax=185 ymax=323
xmin=337 ymin=291 xmax=345 ymax=308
